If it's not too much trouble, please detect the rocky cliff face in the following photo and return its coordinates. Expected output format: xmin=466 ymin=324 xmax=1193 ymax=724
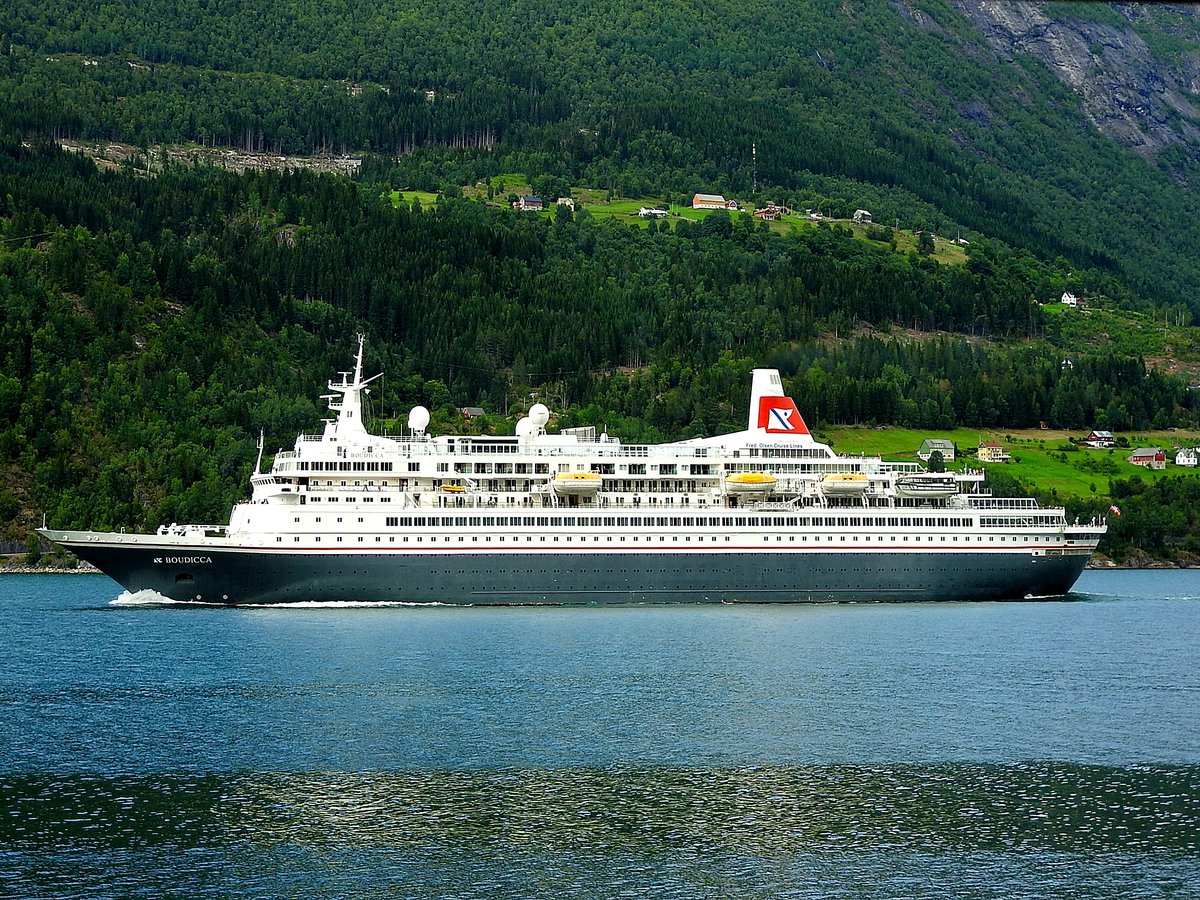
xmin=948 ymin=1 xmax=1200 ymax=157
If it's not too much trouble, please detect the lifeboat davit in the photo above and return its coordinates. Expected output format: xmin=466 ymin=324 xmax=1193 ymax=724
xmin=895 ymin=474 xmax=957 ymax=498
xmin=552 ymin=472 xmax=603 ymax=496
xmin=820 ymin=473 xmax=869 ymax=496
xmin=725 ymin=472 xmax=777 ymax=495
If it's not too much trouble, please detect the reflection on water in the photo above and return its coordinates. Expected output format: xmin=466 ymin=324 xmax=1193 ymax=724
xmin=3 ymin=765 xmax=1199 ymax=898
xmin=5 ymin=574 xmax=1200 ymax=897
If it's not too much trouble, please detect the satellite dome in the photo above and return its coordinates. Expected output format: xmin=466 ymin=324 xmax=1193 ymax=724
xmin=408 ymin=405 xmax=431 ymax=433
xmin=529 ymin=403 xmax=550 ymax=428
xmin=515 ymin=417 xmax=536 ymax=439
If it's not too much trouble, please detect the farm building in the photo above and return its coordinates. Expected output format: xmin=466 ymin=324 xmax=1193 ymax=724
xmin=917 ymin=438 xmax=955 ymax=462
xmin=1176 ymin=448 xmax=1198 ymax=467
xmin=1082 ymin=430 xmax=1115 ymax=449
xmin=692 ymin=193 xmax=736 ymax=210
xmin=1128 ymin=448 xmax=1166 ymax=469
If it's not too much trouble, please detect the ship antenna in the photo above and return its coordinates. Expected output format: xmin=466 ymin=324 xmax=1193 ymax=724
xmin=255 ymin=429 xmax=265 ymax=474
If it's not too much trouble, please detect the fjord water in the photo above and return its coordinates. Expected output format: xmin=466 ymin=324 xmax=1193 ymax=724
xmin=1 ymin=572 xmax=1198 ymax=898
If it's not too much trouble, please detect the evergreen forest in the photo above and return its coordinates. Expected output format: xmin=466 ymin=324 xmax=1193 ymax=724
xmin=4 ymin=0 xmax=1200 ymax=563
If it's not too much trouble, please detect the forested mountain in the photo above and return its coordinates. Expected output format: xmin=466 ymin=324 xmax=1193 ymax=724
xmin=5 ymin=1 xmax=1200 ymax=311
xmin=4 ymin=1 xmax=1200 ymax=561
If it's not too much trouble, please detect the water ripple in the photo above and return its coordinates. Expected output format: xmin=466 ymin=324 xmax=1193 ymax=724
xmin=2 ymin=765 xmax=1198 ymax=898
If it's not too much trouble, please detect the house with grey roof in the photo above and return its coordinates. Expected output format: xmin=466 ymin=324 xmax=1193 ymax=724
xmin=917 ymin=438 xmax=955 ymax=462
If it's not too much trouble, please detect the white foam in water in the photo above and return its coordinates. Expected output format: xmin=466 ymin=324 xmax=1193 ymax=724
xmin=110 ymin=593 xmax=459 ymax=609
xmin=110 ymin=589 xmax=185 ymax=606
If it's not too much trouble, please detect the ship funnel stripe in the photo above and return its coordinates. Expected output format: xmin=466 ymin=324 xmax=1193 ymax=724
xmin=756 ymin=397 xmax=810 ymax=435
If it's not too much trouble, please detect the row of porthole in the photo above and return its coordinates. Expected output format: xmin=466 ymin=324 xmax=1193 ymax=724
xmin=250 ymin=565 xmax=1006 ymax=581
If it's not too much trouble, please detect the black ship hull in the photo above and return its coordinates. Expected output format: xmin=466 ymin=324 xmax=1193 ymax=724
xmin=46 ymin=533 xmax=1092 ymax=605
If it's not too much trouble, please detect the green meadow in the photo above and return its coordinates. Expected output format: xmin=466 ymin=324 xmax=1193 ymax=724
xmin=397 ymin=175 xmax=970 ymax=263
xmin=821 ymin=425 xmax=1200 ymax=499
xmin=386 ymin=189 xmax=440 ymax=209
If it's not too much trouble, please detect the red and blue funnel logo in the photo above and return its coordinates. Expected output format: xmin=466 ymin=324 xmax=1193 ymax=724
xmin=757 ymin=397 xmax=810 ymax=435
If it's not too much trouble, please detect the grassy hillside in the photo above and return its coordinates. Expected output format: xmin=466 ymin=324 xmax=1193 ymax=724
xmin=822 ymin=426 xmax=1200 ymax=499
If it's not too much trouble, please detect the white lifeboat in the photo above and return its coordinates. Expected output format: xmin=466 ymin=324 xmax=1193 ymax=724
xmin=820 ymin=473 xmax=869 ymax=496
xmin=895 ymin=474 xmax=957 ymax=498
xmin=552 ymin=472 xmax=603 ymax=496
xmin=725 ymin=472 xmax=777 ymax=495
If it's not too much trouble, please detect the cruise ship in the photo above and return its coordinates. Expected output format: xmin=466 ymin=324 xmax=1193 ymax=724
xmin=41 ymin=337 xmax=1106 ymax=604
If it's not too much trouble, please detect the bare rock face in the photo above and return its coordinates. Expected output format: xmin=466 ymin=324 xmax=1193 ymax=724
xmin=949 ymin=1 xmax=1200 ymax=156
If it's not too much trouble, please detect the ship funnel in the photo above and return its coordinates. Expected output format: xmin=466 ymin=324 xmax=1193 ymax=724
xmin=747 ymin=369 xmax=813 ymax=442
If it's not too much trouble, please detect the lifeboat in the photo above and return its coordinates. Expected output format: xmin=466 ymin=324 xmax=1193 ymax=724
xmin=819 ymin=473 xmax=869 ymax=496
xmin=725 ymin=472 xmax=777 ymax=495
xmin=439 ymin=483 xmax=467 ymax=495
xmin=895 ymin=474 xmax=957 ymax=498
xmin=552 ymin=472 xmax=603 ymax=496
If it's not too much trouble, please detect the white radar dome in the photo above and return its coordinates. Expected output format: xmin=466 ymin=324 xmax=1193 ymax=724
xmin=516 ymin=417 xmax=536 ymax=440
xmin=408 ymin=405 xmax=431 ymax=433
xmin=529 ymin=403 xmax=550 ymax=428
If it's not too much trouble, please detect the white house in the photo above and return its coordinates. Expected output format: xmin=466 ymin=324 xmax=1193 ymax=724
xmin=852 ymin=208 xmax=872 ymax=224
xmin=917 ymin=438 xmax=955 ymax=462
xmin=638 ymin=207 xmax=668 ymax=218
xmin=1176 ymin=448 xmax=1198 ymax=467
xmin=1061 ymin=292 xmax=1079 ymax=307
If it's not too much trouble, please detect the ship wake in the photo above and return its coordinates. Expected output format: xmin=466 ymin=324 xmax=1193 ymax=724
xmin=111 ymin=589 xmax=189 ymax=606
